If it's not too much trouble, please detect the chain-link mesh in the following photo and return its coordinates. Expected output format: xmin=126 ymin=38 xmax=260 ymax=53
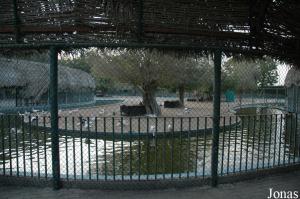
xmin=0 ymin=50 xmax=299 ymax=187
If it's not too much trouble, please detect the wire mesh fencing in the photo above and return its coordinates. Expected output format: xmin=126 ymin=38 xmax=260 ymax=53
xmin=0 ymin=49 xmax=299 ymax=188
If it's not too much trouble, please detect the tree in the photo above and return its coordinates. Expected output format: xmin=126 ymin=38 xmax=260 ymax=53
xmin=88 ymin=49 xmax=170 ymax=115
xmin=256 ymin=57 xmax=279 ymax=87
xmin=223 ymin=56 xmax=279 ymax=103
xmin=162 ymin=57 xmax=203 ymax=106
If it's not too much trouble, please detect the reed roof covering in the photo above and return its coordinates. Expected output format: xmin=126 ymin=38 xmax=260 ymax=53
xmin=0 ymin=58 xmax=96 ymax=101
xmin=0 ymin=0 xmax=299 ymax=66
xmin=285 ymin=67 xmax=300 ymax=87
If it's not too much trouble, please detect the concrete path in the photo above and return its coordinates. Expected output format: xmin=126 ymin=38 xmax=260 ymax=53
xmin=0 ymin=170 xmax=299 ymax=199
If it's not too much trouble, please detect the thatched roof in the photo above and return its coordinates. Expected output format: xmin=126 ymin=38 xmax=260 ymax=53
xmin=0 ymin=1 xmax=299 ymax=67
xmin=0 ymin=58 xmax=96 ymax=102
xmin=285 ymin=67 xmax=300 ymax=88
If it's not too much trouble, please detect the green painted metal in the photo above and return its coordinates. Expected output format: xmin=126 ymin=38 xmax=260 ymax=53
xmin=211 ymin=49 xmax=222 ymax=187
xmin=12 ymin=0 xmax=21 ymax=43
xmin=138 ymin=0 xmax=144 ymax=41
xmin=50 ymin=46 xmax=61 ymax=189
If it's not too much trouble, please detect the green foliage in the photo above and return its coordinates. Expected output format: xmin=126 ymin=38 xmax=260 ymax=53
xmin=256 ymin=57 xmax=279 ymax=87
xmin=223 ymin=56 xmax=279 ymax=93
xmin=60 ymin=53 xmax=91 ymax=73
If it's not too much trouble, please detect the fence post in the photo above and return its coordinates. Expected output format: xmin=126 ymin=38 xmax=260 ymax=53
xmin=50 ymin=46 xmax=61 ymax=189
xmin=211 ymin=49 xmax=222 ymax=187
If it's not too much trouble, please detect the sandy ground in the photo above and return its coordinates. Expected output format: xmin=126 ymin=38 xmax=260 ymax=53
xmin=27 ymin=97 xmax=240 ymax=133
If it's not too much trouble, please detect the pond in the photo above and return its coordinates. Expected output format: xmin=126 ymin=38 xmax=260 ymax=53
xmin=0 ymin=107 xmax=299 ymax=180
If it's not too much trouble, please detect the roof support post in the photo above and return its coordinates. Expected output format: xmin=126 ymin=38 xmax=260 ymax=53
xmin=211 ymin=49 xmax=222 ymax=187
xmin=12 ymin=0 xmax=21 ymax=43
xmin=137 ymin=0 xmax=144 ymax=42
xmin=50 ymin=46 xmax=61 ymax=190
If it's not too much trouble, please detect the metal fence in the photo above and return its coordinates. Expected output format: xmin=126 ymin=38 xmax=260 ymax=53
xmin=0 ymin=113 xmax=299 ymax=182
xmin=0 ymin=49 xmax=299 ymax=189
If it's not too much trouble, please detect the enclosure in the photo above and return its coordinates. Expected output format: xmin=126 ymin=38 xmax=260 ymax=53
xmin=0 ymin=0 xmax=300 ymax=190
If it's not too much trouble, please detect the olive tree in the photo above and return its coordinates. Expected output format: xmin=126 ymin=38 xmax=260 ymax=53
xmin=163 ymin=57 xmax=211 ymax=106
xmin=88 ymin=49 xmax=170 ymax=115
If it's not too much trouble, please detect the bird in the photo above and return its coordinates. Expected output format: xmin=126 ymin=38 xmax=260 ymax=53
xmin=147 ymin=114 xmax=157 ymax=118
xmin=149 ymin=125 xmax=156 ymax=137
xmin=32 ymin=109 xmax=39 ymax=113
xmin=83 ymin=119 xmax=94 ymax=129
xmin=84 ymin=138 xmax=93 ymax=145
xmin=167 ymin=124 xmax=173 ymax=132
xmin=31 ymin=116 xmax=38 ymax=123
xmin=99 ymin=109 xmax=105 ymax=115
xmin=116 ymin=119 xmax=128 ymax=127
xmin=184 ymin=107 xmax=191 ymax=114
xmin=10 ymin=128 xmax=22 ymax=134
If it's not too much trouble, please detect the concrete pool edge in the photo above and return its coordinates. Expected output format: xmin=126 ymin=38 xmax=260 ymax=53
xmin=1 ymin=163 xmax=299 ymax=190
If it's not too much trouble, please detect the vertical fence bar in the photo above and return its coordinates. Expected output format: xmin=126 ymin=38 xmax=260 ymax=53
xmin=278 ymin=115 xmax=283 ymax=166
xmin=72 ymin=117 xmax=76 ymax=180
xmin=283 ymin=114 xmax=288 ymax=165
xmin=233 ymin=116 xmax=238 ymax=173
xmin=251 ymin=115 xmax=256 ymax=170
xmin=120 ymin=118 xmax=124 ymax=180
xmin=179 ymin=118 xmax=183 ymax=179
xmin=88 ymin=117 xmax=91 ymax=180
xmin=129 ymin=118 xmax=132 ymax=180
xmin=8 ymin=115 xmax=12 ymax=176
xmin=80 ymin=118 xmax=83 ymax=180
xmin=29 ymin=116 xmax=33 ymax=177
xmin=95 ymin=117 xmax=99 ymax=180
xmin=257 ymin=115 xmax=262 ymax=169
xmin=36 ymin=117 xmax=40 ymax=178
xmin=171 ymin=117 xmax=174 ymax=179
xmin=262 ymin=115 xmax=267 ymax=168
xmin=112 ymin=118 xmax=116 ymax=180
xmin=146 ymin=118 xmax=150 ymax=180
xmin=64 ymin=117 xmax=68 ymax=180
xmin=211 ymin=49 xmax=222 ymax=187
xmin=273 ymin=114 xmax=278 ymax=166
xmin=227 ymin=116 xmax=231 ymax=174
xmin=288 ymin=114 xmax=293 ymax=164
xmin=138 ymin=118 xmax=141 ymax=180
xmin=294 ymin=114 xmax=298 ymax=164
xmin=268 ymin=115 xmax=273 ymax=168
xmin=245 ymin=115 xmax=250 ymax=171
xmin=50 ymin=46 xmax=60 ymax=189
xmin=1 ymin=116 xmax=5 ymax=175
xmin=195 ymin=117 xmax=199 ymax=177
xmin=43 ymin=117 xmax=47 ymax=179
xmin=239 ymin=116 xmax=244 ymax=172
xmin=15 ymin=115 xmax=19 ymax=177
xmin=154 ymin=117 xmax=158 ymax=180
xmin=22 ymin=116 xmax=26 ymax=177
xmin=187 ymin=117 xmax=191 ymax=178
xmin=163 ymin=117 xmax=167 ymax=179
xmin=203 ymin=117 xmax=207 ymax=178
xmin=104 ymin=117 xmax=107 ymax=181
xmin=221 ymin=117 xmax=225 ymax=175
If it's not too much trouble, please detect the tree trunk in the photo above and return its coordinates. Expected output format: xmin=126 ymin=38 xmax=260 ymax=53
xmin=178 ymin=86 xmax=185 ymax=107
xmin=142 ymin=89 xmax=161 ymax=116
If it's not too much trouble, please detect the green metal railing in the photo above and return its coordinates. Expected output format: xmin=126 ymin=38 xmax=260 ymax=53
xmin=0 ymin=113 xmax=299 ymax=184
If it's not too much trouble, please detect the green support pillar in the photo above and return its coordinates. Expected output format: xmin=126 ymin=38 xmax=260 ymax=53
xmin=211 ymin=49 xmax=222 ymax=187
xmin=50 ymin=46 xmax=61 ymax=189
